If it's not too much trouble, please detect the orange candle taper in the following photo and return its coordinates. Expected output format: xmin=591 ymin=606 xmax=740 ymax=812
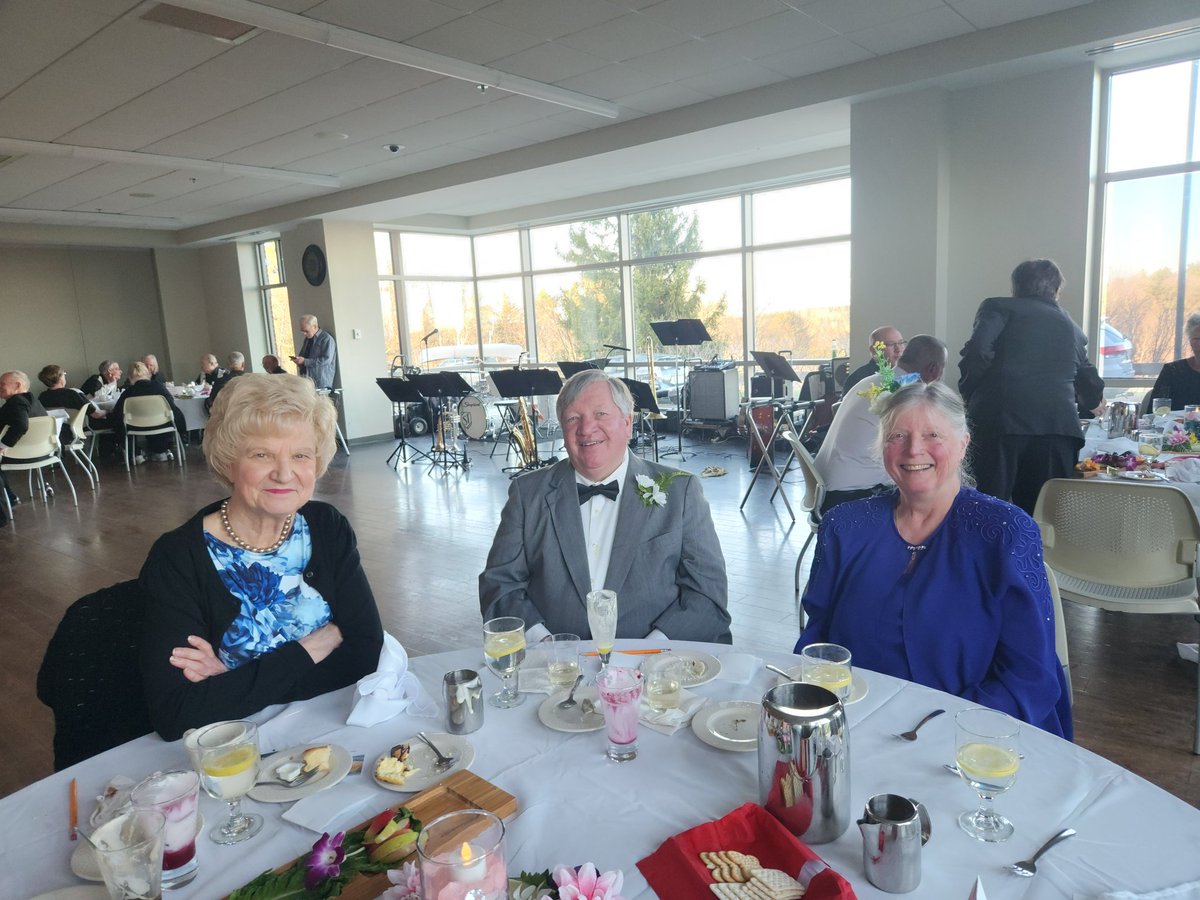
xmin=69 ymin=778 xmax=78 ymax=841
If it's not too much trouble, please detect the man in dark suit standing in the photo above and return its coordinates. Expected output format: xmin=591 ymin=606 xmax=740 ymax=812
xmin=959 ymin=258 xmax=1105 ymax=514
xmin=0 ymin=370 xmax=51 ymax=523
xmin=291 ymin=315 xmax=336 ymax=390
xmin=479 ymin=370 xmax=731 ymax=644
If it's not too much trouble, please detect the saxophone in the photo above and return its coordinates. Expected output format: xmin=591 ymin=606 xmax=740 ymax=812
xmin=513 ymin=397 xmax=537 ymax=465
xmin=646 ymin=340 xmax=667 ymax=420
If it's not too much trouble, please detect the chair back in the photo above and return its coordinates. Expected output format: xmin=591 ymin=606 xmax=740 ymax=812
xmin=1044 ymin=562 xmax=1072 ymax=697
xmin=781 ymin=430 xmax=825 ymax=524
xmin=0 ymin=415 xmax=58 ymax=461
xmin=36 ymin=581 xmax=152 ymax=770
xmin=123 ymin=394 xmax=171 ymax=428
xmin=1033 ymin=478 xmax=1200 ymax=614
xmin=64 ymin=406 xmax=89 ymax=448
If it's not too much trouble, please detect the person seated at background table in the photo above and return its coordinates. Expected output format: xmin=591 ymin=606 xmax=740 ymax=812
xmin=1144 ymin=312 xmax=1200 ymax=413
xmin=37 ymin=364 xmax=110 ymax=442
xmin=815 ymin=335 xmax=947 ymax=513
xmin=80 ymin=359 xmax=122 ymax=402
xmin=111 ymin=361 xmax=186 ymax=463
xmin=262 ymin=354 xmax=287 ymax=374
xmin=204 ymin=351 xmax=246 ymax=413
xmin=796 ymin=380 xmax=1071 ymax=738
xmin=197 ymin=353 xmax=228 ymax=386
xmin=142 ymin=353 xmax=167 ymax=385
xmin=139 ymin=374 xmax=384 ymax=740
xmin=843 ymin=326 xmax=906 ymax=391
xmin=480 ymin=369 xmax=731 ymax=644
xmin=0 ymin=370 xmax=51 ymax=522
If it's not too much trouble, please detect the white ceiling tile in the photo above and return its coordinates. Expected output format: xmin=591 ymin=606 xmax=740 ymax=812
xmin=706 ymin=10 xmax=836 ymax=60
xmin=675 ymin=62 xmax=786 ymax=99
xmin=476 ymin=0 xmax=627 ymax=41
xmin=555 ymin=64 xmax=663 ymax=101
xmin=493 ymin=115 xmax=591 ymax=144
xmin=615 ymin=81 xmax=710 ymax=114
xmin=639 ymin=0 xmax=789 ymax=39
xmin=491 ymin=41 xmax=610 ymax=83
xmin=302 ymin=0 xmax=466 ymax=42
xmin=406 ymin=14 xmax=543 ymax=65
xmin=757 ymin=35 xmax=874 ymax=78
xmin=949 ymin=0 xmax=1093 ymax=30
xmin=424 ymin=0 xmax=498 ymax=11
xmin=798 ymin=0 xmax=946 ymax=35
xmin=849 ymin=7 xmax=974 ymax=56
xmin=0 ymin=156 xmax=97 ymax=205
xmin=557 ymin=12 xmax=692 ymax=62
xmin=18 ymin=162 xmax=167 ymax=211
xmin=457 ymin=130 xmax=539 ymax=154
xmin=0 ymin=0 xmax=121 ymax=97
xmin=624 ymin=37 xmax=747 ymax=81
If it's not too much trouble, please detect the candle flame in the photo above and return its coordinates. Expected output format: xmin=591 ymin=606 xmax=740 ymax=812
xmin=460 ymin=841 xmax=474 ymax=864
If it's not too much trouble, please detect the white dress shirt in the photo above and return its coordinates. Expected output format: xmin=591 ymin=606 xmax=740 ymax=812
xmin=812 ymin=369 xmax=910 ymax=492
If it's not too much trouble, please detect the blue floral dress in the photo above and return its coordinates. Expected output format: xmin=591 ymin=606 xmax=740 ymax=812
xmin=204 ymin=514 xmax=332 ymax=670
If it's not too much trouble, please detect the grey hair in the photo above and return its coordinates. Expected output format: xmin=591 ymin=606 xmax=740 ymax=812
xmin=897 ymin=334 xmax=947 ymax=372
xmin=300 ymin=314 xmax=319 ymax=328
xmin=1 ymin=370 xmax=30 ymax=391
xmin=875 ymin=380 xmax=974 ymax=486
xmin=228 ymin=351 xmax=245 ymax=367
xmin=98 ymin=359 xmax=117 ymax=374
xmin=1011 ymin=258 xmax=1064 ymax=302
xmin=556 ymin=369 xmax=634 ymax=421
xmin=1186 ymin=313 xmax=1200 ymax=340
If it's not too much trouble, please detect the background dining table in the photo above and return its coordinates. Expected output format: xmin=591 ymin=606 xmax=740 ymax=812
xmin=6 ymin=640 xmax=1200 ymax=899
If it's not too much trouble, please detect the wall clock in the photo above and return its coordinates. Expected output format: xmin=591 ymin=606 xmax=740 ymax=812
xmin=301 ymin=243 xmax=327 ymax=286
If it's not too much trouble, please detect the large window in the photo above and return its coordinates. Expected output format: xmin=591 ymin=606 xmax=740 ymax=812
xmin=1098 ymin=57 xmax=1200 ymax=379
xmin=256 ymin=239 xmax=294 ymax=365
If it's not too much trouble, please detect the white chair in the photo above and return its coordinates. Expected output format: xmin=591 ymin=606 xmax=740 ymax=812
xmin=1044 ymin=562 xmax=1071 ymax=698
xmin=121 ymin=395 xmax=183 ymax=471
xmin=0 ymin=416 xmax=78 ymax=519
xmin=61 ymin=406 xmax=99 ymax=489
xmin=1033 ymin=478 xmax=1200 ymax=753
xmin=780 ymin=429 xmax=825 ymax=627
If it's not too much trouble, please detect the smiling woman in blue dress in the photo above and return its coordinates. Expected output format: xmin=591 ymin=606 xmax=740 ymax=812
xmin=795 ymin=381 xmax=1071 ymax=738
xmin=139 ymin=374 xmax=383 ymax=740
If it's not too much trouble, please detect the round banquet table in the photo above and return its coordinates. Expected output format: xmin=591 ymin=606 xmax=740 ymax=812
xmin=7 ymin=640 xmax=1200 ymax=899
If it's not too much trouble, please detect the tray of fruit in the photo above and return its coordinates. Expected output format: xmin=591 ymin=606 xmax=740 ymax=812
xmin=1076 ymin=452 xmax=1166 ymax=476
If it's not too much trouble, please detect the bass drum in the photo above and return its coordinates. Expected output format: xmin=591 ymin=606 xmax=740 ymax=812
xmin=458 ymin=394 xmax=503 ymax=440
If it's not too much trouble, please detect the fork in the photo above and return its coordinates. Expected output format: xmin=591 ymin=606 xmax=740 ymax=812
xmin=416 ymin=732 xmax=457 ymax=771
xmin=894 ymin=709 xmax=946 ymax=741
xmin=1009 ymin=828 xmax=1076 ymax=876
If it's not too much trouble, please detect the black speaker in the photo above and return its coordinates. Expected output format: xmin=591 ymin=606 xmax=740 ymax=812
xmin=688 ymin=369 xmax=738 ymax=420
xmin=751 ymin=373 xmax=790 ymax=399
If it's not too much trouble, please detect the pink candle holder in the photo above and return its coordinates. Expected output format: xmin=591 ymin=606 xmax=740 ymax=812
xmin=417 ymin=809 xmax=507 ymax=900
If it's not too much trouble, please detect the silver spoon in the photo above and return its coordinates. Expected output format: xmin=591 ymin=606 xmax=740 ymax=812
xmin=416 ymin=732 xmax=457 ymax=771
xmin=895 ymin=709 xmax=946 ymax=741
xmin=1009 ymin=827 xmax=1077 ymax=877
xmin=557 ymin=673 xmax=585 ymax=710
xmin=765 ymin=663 xmax=796 ymax=680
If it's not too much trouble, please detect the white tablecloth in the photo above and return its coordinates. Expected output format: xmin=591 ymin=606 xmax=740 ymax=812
xmin=172 ymin=395 xmax=207 ymax=432
xmin=1079 ymin=423 xmax=1200 ymax=511
xmin=7 ymin=641 xmax=1200 ymax=899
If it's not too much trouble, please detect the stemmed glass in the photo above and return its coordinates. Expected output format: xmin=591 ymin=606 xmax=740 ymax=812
xmin=482 ymin=616 xmax=526 ymax=708
xmin=196 ymin=720 xmax=263 ymax=845
xmin=586 ymin=589 xmax=618 ymax=667
xmin=955 ymin=707 xmax=1021 ymax=842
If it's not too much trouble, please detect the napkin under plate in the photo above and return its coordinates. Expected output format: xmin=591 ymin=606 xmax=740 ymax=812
xmin=282 ymin=779 xmax=381 ymax=834
xmin=714 ymin=652 xmax=761 ymax=684
xmin=347 ymin=632 xmax=437 ymax=727
xmin=1081 ymin=882 xmax=1200 ymax=900
xmin=639 ymin=688 xmax=706 ymax=735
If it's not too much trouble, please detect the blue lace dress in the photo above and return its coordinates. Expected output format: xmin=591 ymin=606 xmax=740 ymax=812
xmin=796 ymin=487 xmax=1071 ymax=738
xmin=204 ymin=514 xmax=332 ymax=670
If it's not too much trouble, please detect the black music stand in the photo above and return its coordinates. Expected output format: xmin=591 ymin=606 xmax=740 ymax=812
xmin=558 ymin=360 xmax=601 ymax=379
xmin=376 ymin=377 xmax=432 ymax=468
xmin=409 ymin=372 xmax=473 ymax=473
xmin=621 ymin=377 xmax=661 ymax=463
xmin=490 ymin=368 xmax=563 ymax=476
xmin=650 ymin=318 xmax=712 ymax=462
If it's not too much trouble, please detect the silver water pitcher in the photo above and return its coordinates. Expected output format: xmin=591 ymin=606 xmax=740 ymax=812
xmin=758 ymin=682 xmax=850 ymax=844
xmin=858 ymin=794 xmax=931 ymax=893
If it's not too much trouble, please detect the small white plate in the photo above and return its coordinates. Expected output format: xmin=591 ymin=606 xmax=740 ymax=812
xmin=372 ymin=733 xmax=474 ymax=793
xmin=248 ymin=744 xmax=352 ymax=802
xmin=29 ymin=888 xmax=108 ymax=900
xmin=691 ymin=700 xmax=759 ymax=751
xmin=537 ymin=687 xmax=605 ymax=733
xmin=71 ymin=815 xmax=205 ymax=881
xmin=774 ymin=667 xmax=869 ymax=704
xmin=674 ymin=650 xmax=722 ymax=687
xmin=1119 ymin=470 xmax=1167 ymax=481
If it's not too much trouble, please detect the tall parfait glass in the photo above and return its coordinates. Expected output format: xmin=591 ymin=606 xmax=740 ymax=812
xmin=483 ymin=616 xmax=526 ymax=708
xmin=586 ymin=589 xmax=618 ymax=667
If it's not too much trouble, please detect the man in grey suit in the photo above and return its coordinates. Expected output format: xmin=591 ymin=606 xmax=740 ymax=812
xmin=480 ymin=370 xmax=731 ymax=644
xmin=291 ymin=314 xmax=336 ymax=389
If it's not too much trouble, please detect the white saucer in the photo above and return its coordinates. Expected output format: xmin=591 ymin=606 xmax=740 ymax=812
xmin=675 ymin=650 xmax=722 ymax=687
xmin=774 ymin=667 xmax=869 ymax=704
xmin=691 ymin=700 xmax=759 ymax=751
xmin=537 ymin=687 xmax=605 ymax=733
xmin=71 ymin=814 xmax=205 ymax=881
xmin=248 ymin=744 xmax=352 ymax=802
xmin=1119 ymin=470 xmax=1167 ymax=481
xmin=372 ymin=733 xmax=474 ymax=793
xmin=30 ymin=887 xmax=108 ymax=899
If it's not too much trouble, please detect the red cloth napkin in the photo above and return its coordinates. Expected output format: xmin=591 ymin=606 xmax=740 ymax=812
xmin=637 ymin=802 xmax=856 ymax=900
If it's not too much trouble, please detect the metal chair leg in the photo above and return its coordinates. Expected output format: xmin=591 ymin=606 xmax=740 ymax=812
xmin=1194 ymin=614 xmax=1199 ymax=756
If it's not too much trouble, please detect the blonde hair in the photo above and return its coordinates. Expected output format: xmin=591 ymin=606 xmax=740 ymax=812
xmin=128 ymin=361 xmax=150 ymax=381
xmin=203 ymin=374 xmax=337 ymax=489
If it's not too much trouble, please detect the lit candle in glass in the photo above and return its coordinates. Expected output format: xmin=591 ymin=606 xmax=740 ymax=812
xmin=451 ymin=841 xmax=486 ymax=882
xmin=417 ymin=809 xmax=508 ymax=900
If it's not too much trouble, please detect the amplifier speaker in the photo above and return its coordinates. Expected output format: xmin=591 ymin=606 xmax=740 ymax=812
xmin=688 ymin=369 xmax=739 ymax=421
xmin=750 ymin=374 xmax=791 ymax=400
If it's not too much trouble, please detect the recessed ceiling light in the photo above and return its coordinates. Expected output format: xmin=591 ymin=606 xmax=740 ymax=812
xmin=129 ymin=192 xmax=156 ymax=198
xmin=314 ymin=131 xmax=349 ymax=141
xmin=383 ymin=143 xmax=405 ymax=154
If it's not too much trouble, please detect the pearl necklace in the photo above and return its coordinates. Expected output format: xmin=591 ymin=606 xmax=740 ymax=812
xmin=219 ymin=500 xmax=294 ymax=554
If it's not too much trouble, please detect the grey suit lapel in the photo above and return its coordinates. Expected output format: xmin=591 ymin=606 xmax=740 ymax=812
xmin=545 ymin=463 xmax=592 ymax=604
xmin=604 ymin=456 xmax=651 ymax=594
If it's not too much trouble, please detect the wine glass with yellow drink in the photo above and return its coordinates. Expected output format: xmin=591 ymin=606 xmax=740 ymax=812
xmin=196 ymin=720 xmax=263 ymax=845
xmin=955 ymin=707 xmax=1021 ymax=842
xmin=483 ymin=616 xmax=526 ymax=708
xmin=800 ymin=642 xmax=853 ymax=702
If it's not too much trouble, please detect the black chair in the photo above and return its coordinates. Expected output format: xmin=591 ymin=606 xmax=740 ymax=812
xmin=37 ymin=580 xmax=153 ymax=770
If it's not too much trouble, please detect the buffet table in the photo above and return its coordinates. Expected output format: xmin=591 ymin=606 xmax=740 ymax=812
xmin=7 ymin=641 xmax=1200 ymax=899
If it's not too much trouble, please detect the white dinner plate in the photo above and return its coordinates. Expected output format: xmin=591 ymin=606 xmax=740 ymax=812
xmin=71 ymin=815 xmax=205 ymax=881
xmin=691 ymin=700 xmax=759 ymax=752
xmin=537 ymin=687 xmax=605 ymax=733
xmin=1119 ymin=470 xmax=1167 ymax=481
xmin=372 ymin=733 xmax=474 ymax=793
xmin=29 ymin=888 xmax=108 ymax=900
xmin=674 ymin=650 xmax=722 ymax=687
xmin=248 ymin=744 xmax=352 ymax=802
xmin=774 ymin=667 xmax=869 ymax=704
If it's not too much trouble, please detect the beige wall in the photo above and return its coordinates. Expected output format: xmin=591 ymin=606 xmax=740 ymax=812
xmin=153 ymin=247 xmax=211 ymax=382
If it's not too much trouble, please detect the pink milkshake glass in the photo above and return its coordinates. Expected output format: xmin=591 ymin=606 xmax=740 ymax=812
xmin=131 ymin=769 xmax=200 ymax=889
xmin=596 ymin=666 xmax=644 ymax=761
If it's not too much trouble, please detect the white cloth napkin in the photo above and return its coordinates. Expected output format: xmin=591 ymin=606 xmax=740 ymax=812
xmin=518 ymin=667 xmax=553 ymax=694
xmin=969 ymin=876 xmax=988 ymax=900
xmin=714 ymin=652 xmax=761 ymax=684
xmin=1178 ymin=642 xmax=1199 ymax=664
xmin=1165 ymin=458 xmax=1200 ymax=483
xmin=1082 ymin=883 xmax=1200 ymax=900
xmin=346 ymin=633 xmax=437 ymax=727
xmin=282 ymin=780 xmax=381 ymax=834
xmin=638 ymin=688 xmax=706 ymax=735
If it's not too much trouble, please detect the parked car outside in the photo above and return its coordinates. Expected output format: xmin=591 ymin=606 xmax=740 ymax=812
xmin=1099 ymin=320 xmax=1135 ymax=378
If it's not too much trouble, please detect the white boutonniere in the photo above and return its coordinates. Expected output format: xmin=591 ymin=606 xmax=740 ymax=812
xmin=635 ymin=471 xmax=685 ymax=508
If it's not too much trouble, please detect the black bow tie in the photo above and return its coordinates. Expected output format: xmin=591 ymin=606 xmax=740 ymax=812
xmin=578 ymin=481 xmax=619 ymax=504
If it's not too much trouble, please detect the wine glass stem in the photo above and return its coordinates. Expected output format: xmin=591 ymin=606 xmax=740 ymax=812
xmin=225 ymin=798 xmax=244 ymax=833
xmin=599 ymin=651 xmax=611 ymax=668
xmin=977 ymin=793 xmax=997 ymax=824
xmin=502 ymin=671 xmax=516 ymax=700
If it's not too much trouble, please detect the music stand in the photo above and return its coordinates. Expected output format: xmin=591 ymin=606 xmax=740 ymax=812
xmin=650 ymin=319 xmax=712 ymax=461
xmin=490 ymin=368 xmax=563 ymax=476
xmin=376 ymin=377 xmax=431 ymax=468
xmin=621 ymin=377 xmax=661 ymax=463
xmin=409 ymin=372 xmax=473 ymax=473
xmin=558 ymin=360 xmax=601 ymax=379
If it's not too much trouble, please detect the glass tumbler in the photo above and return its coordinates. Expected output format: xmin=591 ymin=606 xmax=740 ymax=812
xmin=596 ymin=666 xmax=644 ymax=761
xmin=131 ymin=770 xmax=200 ymax=889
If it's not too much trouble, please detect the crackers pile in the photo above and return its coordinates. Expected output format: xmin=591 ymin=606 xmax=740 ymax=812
xmin=700 ymin=850 xmax=806 ymax=899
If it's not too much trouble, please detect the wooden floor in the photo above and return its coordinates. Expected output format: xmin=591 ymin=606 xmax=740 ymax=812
xmin=2 ymin=430 xmax=1198 ymax=808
